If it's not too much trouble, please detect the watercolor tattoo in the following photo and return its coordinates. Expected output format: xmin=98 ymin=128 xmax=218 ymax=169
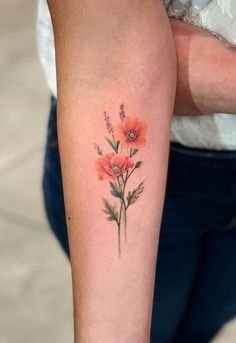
xmin=94 ymin=104 xmax=147 ymax=256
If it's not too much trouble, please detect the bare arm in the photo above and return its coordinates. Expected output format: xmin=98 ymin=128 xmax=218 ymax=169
xmin=48 ymin=1 xmax=176 ymax=342
xmin=171 ymin=19 xmax=236 ymax=115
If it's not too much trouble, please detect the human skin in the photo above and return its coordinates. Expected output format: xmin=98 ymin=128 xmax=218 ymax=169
xmin=47 ymin=0 xmax=176 ymax=342
xmin=171 ymin=18 xmax=236 ymax=115
xmin=45 ymin=2 xmax=236 ymax=341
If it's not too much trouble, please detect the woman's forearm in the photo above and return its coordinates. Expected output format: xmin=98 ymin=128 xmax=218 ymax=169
xmin=171 ymin=19 xmax=236 ymax=115
xmin=48 ymin=1 xmax=176 ymax=341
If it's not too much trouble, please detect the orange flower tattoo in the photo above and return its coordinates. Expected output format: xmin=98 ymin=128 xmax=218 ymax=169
xmin=115 ymin=115 xmax=147 ymax=149
xmin=95 ymin=153 xmax=134 ymax=180
xmin=94 ymin=104 xmax=147 ymax=256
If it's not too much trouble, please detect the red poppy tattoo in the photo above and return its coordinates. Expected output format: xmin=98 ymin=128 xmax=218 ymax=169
xmin=94 ymin=104 xmax=147 ymax=256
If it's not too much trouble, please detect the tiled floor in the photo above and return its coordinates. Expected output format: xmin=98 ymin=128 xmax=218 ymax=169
xmin=1 ymin=1 xmax=73 ymax=342
xmin=1 ymin=1 xmax=236 ymax=342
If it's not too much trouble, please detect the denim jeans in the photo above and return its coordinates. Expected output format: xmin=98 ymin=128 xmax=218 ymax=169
xmin=43 ymin=97 xmax=236 ymax=343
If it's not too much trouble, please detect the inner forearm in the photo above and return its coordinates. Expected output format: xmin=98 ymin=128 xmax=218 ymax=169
xmin=48 ymin=1 xmax=176 ymax=342
xmin=171 ymin=19 xmax=236 ymax=116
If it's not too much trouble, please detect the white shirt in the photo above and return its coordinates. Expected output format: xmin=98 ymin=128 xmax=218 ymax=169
xmin=37 ymin=0 xmax=236 ymax=150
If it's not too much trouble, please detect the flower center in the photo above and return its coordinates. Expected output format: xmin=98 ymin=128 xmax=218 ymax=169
xmin=112 ymin=165 xmax=121 ymax=175
xmin=127 ymin=130 xmax=137 ymax=141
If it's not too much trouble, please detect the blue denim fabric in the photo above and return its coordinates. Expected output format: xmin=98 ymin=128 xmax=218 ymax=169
xmin=43 ymin=97 xmax=236 ymax=343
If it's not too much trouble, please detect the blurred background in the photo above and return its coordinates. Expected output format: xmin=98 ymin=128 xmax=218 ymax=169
xmin=0 ymin=1 xmax=236 ymax=342
xmin=1 ymin=1 xmax=73 ymax=342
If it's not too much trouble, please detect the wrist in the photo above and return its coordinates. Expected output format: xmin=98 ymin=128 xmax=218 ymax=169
xmin=75 ymin=329 xmax=149 ymax=343
xmin=74 ymin=310 xmax=150 ymax=343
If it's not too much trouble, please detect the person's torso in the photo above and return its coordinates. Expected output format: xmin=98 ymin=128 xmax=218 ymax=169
xmin=37 ymin=0 xmax=236 ymax=150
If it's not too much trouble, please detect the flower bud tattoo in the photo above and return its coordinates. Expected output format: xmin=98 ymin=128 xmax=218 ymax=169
xmin=94 ymin=104 xmax=147 ymax=256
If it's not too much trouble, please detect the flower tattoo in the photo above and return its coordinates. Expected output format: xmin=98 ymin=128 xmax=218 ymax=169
xmin=96 ymin=153 xmax=134 ymax=180
xmin=115 ymin=114 xmax=147 ymax=149
xmin=94 ymin=104 xmax=147 ymax=256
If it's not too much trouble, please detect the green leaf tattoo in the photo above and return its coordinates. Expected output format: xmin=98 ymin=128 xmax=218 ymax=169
xmin=109 ymin=181 xmax=123 ymax=199
xmin=127 ymin=181 xmax=145 ymax=207
xmin=102 ymin=198 xmax=119 ymax=222
xmin=105 ymin=137 xmax=120 ymax=153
